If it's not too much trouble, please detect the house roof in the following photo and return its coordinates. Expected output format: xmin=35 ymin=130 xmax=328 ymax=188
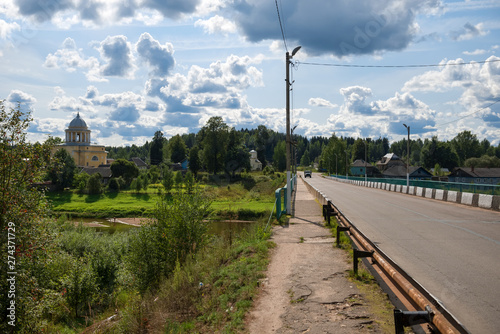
xmin=129 ymin=157 xmax=148 ymax=168
xmin=450 ymin=167 xmax=500 ymax=178
xmin=352 ymin=159 xmax=371 ymax=167
xmin=377 ymin=153 xmax=402 ymax=166
xmin=81 ymin=166 xmax=112 ymax=178
xmin=383 ymin=165 xmax=431 ymax=177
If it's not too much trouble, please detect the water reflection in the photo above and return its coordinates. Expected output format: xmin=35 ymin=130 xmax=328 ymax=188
xmin=71 ymin=218 xmax=255 ymax=236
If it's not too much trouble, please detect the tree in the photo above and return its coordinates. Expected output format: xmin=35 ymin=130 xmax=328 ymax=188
xmin=185 ymin=170 xmax=194 ymax=193
xmin=162 ymin=168 xmax=174 ymax=193
xmin=420 ymin=136 xmax=459 ymax=170
xmin=300 ymin=149 xmax=311 ymax=166
xmin=87 ymin=173 xmax=103 ymax=194
xmin=253 ymin=125 xmax=270 ymax=168
xmin=110 ymin=159 xmax=138 ymax=185
xmin=351 ymin=138 xmax=366 ymax=161
xmin=319 ymin=134 xmax=347 ymax=175
xmin=273 ymin=140 xmax=286 ymax=172
xmin=0 ymin=101 xmax=54 ymax=332
xmin=451 ymin=131 xmax=481 ymax=166
xmin=225 ymin=128 xmax=250 ymax=177
xmin=73 ymin=172 xmax=90 ymax=193
xmin=169 ymin=134 xmax=187 ymax=163
xmin=150 ymin=130 xmax=165 ymax=165
xmin=189 ymin=146 xmax=201 ymax=177
xmin=47 ymin=148 xmax=77 ymax=190
xmin=465 ymin=155 xmax=500 ymax=168
xmin=199 ymin=116 xmax=229 ymax=174
xmin=175 ymin=171 xmax=183 ymax=189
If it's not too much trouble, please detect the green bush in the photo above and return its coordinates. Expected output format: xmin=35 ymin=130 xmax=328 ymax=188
xmin=127 ymin=190 xmax=213 ymax=294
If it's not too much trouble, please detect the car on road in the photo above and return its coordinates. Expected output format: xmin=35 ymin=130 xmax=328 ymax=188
xmin=304 ymin=170 xmax=312 ymax=178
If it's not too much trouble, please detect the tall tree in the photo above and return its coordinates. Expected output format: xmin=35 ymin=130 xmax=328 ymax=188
xmin=319 ymin=134 xmax=347 ymax=175
xmin=189 ymin=146 xmax=201 ymax=177
xmin=47 ymin=148 xmax=77 ymax=190
xmin=110 ymin=159 xmax=139 ymax=185
xmin=273 ymin=140 xmax=286 ymax=172
xmin=199 ymin=116 xmax=229 ymax=175
xmin=420 ymin=136 xmax=459 ymax=170
xmin=253 ymin=125 xmax=269 ymax=168
xmin=150 ymin=130 xmax=165 ymax=165
xmin=451 ymin=130 xmax=481 ymax=166
xmin=225 ymin=128 xmax=250 ymax=177
xmin=169 ymin=134 xmax=187 ymax=163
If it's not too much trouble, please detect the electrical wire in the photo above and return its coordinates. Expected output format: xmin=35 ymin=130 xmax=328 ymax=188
xmin=274 ymin=0 xmax=288 ymax=52
xmin=437 ymin=98 xmax=500 ymax=126
xmin=297 ymin=58 xmax=500 ymax=68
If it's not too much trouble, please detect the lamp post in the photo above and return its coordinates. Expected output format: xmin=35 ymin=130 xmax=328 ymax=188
xmin=364 ymin=140 xmax=367 ymax=182
xmin=403 ymin=124 xmax=410 ymax=187
xmin=286 ymin=46 xmax=301 ymax=215
xmin=345 ymin=149 xmax=348 ymax=180
xmin=334 ymin=153 xmax=338 ymax=177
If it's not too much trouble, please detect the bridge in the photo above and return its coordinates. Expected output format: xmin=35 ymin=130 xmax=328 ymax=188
xmin=304 ymin=172 xmax=500 ymax=333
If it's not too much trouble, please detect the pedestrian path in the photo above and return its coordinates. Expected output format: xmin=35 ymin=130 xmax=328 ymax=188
xmin=247 ymin=175 xmax=384 ymax=333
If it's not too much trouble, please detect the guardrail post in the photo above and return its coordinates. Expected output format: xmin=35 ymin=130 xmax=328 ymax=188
xmin=336 ymin=226 xmax=350 ymax=247
xmin=394 ymin=306 xmax=434 ymax=334
xmin=353 ymin=249 xmax=374 ymax=275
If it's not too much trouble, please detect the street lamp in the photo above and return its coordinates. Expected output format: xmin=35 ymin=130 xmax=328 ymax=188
xmin=286 ymin=46 xmax=301 ymax=215
xmin=345 ymin=149 xmax=348 ymax=180
xmin=334 ymin=153 xmax=338 ymax=177
xmin=364 ymin=140 xmax=367 ymax=182
xmin=403 ymin=124 xmax=410 ymax=187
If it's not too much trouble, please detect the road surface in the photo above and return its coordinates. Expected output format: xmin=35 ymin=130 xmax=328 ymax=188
xmin=305 ymin=173 xmax=500 ymax=334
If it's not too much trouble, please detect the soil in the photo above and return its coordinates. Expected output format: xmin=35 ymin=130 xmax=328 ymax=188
xmin=246 ymin=177 xmax=385 ymax=333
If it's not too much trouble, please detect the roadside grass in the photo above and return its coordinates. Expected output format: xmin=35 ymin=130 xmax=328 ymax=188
xmin=112 ymin=221 xmax=274 ymax=333
xmin=328 ymin=216 xmax=395 ymax=332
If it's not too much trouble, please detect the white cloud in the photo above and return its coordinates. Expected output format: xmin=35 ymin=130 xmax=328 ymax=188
xmin=308 ymin=97 xmax=337 ymax=108
xmin=450 ymin=22 xmax=488 ymax=41
xmin=463 ymin=49 xmax=487 ymax=56
xmin=195 ymin=15 xmax=237 ymax=35
xmin=98 ymin=35 xmax=136 ymax=78
xmin=0 ymin=19 xmax=20 ymax=39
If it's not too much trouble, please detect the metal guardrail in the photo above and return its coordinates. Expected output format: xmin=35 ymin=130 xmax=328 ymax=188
xmin=275 ymin=174 xmax=297 ymax=220
xmin=302 ymin=176 xmax=470 ymax=334
xmin=333 ymin=175 xmax=500 ymax=195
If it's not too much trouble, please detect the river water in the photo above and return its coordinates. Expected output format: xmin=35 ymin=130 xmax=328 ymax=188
xmin=71 ymin=217 xmax=255 ymax=236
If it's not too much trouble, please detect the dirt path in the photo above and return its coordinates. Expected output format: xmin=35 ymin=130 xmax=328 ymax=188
xmin=247 ymin=177 xmax=384 ymax=333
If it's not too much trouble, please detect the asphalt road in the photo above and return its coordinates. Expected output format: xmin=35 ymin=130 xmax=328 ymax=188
xmin=304 ymin=173 xmax=500 ymax=334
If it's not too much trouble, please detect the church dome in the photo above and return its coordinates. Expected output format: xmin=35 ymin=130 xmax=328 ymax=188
xmin=69 ymin=112 xmax=88 ymax=129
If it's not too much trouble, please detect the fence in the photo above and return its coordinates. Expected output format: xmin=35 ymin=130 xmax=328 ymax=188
xmin=333 ymin=175 xmax=500 ymax=196
xmin=275 ymin=174 xmax=297 ymax=220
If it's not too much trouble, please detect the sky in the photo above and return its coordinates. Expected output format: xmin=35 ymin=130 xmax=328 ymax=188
xmin=1 ymin=0 xmax=499 ymax=146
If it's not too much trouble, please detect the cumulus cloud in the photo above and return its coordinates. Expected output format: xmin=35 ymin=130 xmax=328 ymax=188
xmin=7 ymin=89 xmax=36 ymax=104
xmin=136 ymin=32 xmax=175 ymax=77
xmin=450 ymin=22 xmax=488 ymax=41
xmin=98 ymin=35 xmax=136 ymax=78
xmin=195 ymin=15 xmax=237 ymax=35
xmin=308 ymin=97 xmax=337 ymax=108
xmin=463 ymin=49 xmax=487 ymax=56
xmin=0 ymin=19 xmax=20 ymax=39
xmin=403 ymin=56 xmax=500 ymax=127
xmin=232 ymin=0 xmax=442 ymax=57
xmin=14 ymin=0 xmax=75 ymax=23
xmin=339 ymin=86 xmax=374 ymax=115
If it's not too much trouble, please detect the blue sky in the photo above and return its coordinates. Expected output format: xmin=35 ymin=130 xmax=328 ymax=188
xmin=1 ymin=0 xmax=499 ymax=146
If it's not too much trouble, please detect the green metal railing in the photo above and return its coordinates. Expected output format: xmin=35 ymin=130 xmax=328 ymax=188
xmin=275 ymin=174 xmax=297 ymax=220
xmin=332 ymin=175 xmax=500 ymax=195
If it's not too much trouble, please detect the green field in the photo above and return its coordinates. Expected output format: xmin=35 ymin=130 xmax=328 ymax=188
xmin=46 ymin=175 xmax=283 ymax=219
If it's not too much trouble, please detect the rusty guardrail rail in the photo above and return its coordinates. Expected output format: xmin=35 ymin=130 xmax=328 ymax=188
xmin=301 ymin=176 xmax=470 ymax=334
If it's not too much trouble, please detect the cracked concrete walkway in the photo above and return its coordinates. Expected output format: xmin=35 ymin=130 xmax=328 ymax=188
xmin=247 ymin=176 xmax=383 ymax=333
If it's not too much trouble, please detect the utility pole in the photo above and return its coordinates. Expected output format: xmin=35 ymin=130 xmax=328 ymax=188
xmin=403 ymin=124 xmax=410 ymax=187
xmin=286 ymin=46 xmax=301 ymax=215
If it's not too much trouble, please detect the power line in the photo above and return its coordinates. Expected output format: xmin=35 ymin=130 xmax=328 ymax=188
xmin=298 ymin=58 xmax=500 ymax=68
xmin=437 ymin=98 xmax=500 ymax=126
xmin=274 ymin=0 xmax=287 ymax=52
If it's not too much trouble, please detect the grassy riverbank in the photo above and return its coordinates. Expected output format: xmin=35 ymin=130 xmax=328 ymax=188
xmin=46 ymin=173 xmax=284 ymax=219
